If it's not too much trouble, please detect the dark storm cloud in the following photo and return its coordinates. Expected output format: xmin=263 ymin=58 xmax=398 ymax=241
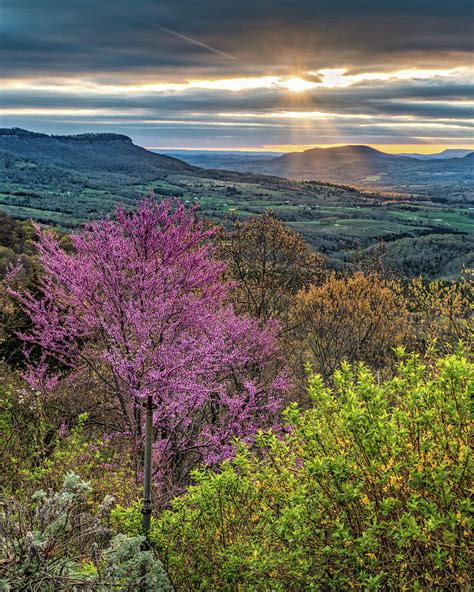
xmin=1 ymin=0 xmax=473 ymax=147
xmin=2 ymin=0 xmax=473 ymax=77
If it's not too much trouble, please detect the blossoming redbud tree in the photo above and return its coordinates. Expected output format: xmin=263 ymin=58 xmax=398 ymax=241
xmin=13 ymin=198 xmax=288 ymax=526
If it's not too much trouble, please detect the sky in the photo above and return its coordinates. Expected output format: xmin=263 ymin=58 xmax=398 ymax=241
xmin=1 ymin=0 xmax=473 ymax=152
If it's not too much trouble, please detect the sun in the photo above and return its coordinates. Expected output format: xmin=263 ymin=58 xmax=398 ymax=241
xmin=283 ymin=77 xmax=318 ymax=92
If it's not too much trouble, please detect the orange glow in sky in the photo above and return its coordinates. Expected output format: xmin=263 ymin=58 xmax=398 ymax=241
xmin=146 ymin=143 xmax=474 ymax=154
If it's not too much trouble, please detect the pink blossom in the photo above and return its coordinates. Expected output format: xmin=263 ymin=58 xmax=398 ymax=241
xmin=12 ymin=197 xmax=290 ymax=489
xmin=59 ymin=420 xmax=67 ymax=439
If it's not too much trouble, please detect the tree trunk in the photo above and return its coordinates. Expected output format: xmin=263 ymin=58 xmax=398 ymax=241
xmin=141 ymin=395 xmax=153 ymax=544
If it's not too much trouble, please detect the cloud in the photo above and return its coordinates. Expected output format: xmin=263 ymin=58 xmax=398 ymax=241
xmin=2 ymin=0 xmax=472 ymax=76
xmin=1 ymin=0 xmax=473 ymax=147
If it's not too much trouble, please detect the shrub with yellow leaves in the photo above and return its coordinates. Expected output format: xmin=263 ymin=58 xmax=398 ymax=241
xmin=406 ymin=270 xmax=473 ymax=353
xmin=143 ymin=350 xmax=472 ymax=591
xmin=293 ymin=272 xmax=411 ymax=381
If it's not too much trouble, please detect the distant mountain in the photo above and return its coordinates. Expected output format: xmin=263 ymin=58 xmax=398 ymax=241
xmin=202 ymin=144 xmax=474 ymax=200
xmin=0 ymin=128 xmax=472 ymax=279
xmin=5 ymin=131 xmax=468 ymax=200
xmin=248 ymin=145 xmax=413 ymax=180
xmin=0 ymin=128 xmax=294 ymax=187
xmin=0 ymin=127 xmax=372 ymax=226
xmin=401 ymin=149 xmax=474 ymax=160
xmin=156 ymin=149 xmax=280 ymax=170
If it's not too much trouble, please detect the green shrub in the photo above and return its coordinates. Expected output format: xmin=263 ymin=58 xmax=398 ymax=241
xmin=0 ymin=375 xmax=50 ymax=496
xmin=0 ymin=392 xmax=139 ymax=506
xmin=152 ymin=351 xmax=472 ymax=591
xmin=0 ymin=473 xmax=171 ymax=591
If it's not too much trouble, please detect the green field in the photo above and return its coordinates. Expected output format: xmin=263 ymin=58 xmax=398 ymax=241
xmin=1 ymin=172 xmax=472 ymax=237
xmin=1 ymin=156 xmax=472 ymax=278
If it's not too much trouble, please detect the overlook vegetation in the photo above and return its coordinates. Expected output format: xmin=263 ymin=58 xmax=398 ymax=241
xmin=0 ymin=196 xmax=472 ymax=590
xmin=150 ymin=353 xmax=472 ymax=591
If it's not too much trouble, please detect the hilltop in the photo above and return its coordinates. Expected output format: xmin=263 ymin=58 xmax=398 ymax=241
xmin=0 ymin=128 xmax=197 ymax=181
xmin=170 ymin=144 xmax=474 ymax=202
xmin=0 ymin=128 xmax=378 ymax=226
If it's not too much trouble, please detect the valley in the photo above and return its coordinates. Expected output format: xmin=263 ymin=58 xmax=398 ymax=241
xmin=0 ymin=129 xmax=472 ymax=278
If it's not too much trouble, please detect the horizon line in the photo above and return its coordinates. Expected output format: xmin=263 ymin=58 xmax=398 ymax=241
xmin=145 ymin=143 xmax=474 ymax=155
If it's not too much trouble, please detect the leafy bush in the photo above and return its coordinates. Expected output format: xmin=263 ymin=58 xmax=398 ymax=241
xmin=293 ymin=272 xmax=411 ymax=381
xmin=407 ymin=272 xmax=473 ymax=354
xmin=0 ymin=380 xmax=139 ymax=506
xmin=0 ymin=372 xmax=50 ymax=495
xmin=152 ymin=351 xmax=472 ymax=591
xmin=16 ymin=412 xmax=140 ymax=508
xmin=0 ymin=473 xmax=171 ymax=591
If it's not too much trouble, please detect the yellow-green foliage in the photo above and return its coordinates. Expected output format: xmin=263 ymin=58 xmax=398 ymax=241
xmin=151 ymin=351 xmax=472 ymax=591
xmin=0 ymin=387 xmax=140 ymax=506
xmin=23 ymin=414 xmax=140 ymax=507
xmin=0 ymin=380 xmax=49 ymax=495
xmin=407 ymin=272 xmax=473 ymax=353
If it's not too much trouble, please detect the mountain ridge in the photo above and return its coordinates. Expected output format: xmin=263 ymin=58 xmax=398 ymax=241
xmin=400 ymin=148 xmax=474 ymax=160
xmin=0 ymin=128 xmax=471 ymax=280
xmin=0 ymin=128 xmax=133 ymax=143
xmin=174 ymin=143 xmax=473 ymax=200
xmin=0 ymin=128 xmax=196 ymax=180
